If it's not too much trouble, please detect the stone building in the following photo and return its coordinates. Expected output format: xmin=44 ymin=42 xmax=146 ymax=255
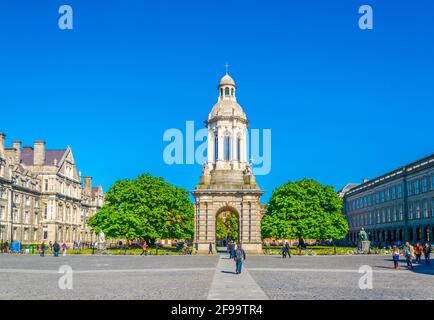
xmin=0 ymin=133 xmax=104 ymax=245
xmin=192 ymin=73 xmax=264 ymax=254
xmin=341 ymin=153 xmax=434 ymax=245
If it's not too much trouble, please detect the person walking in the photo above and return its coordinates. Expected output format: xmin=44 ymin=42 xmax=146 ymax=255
xmin=423 ymin=243 xmax=431 ymax=265
xmin=61 ymin=241 xmax=67 ymax=256
xmin=392 ymin=245 xmax=400 ymax=269
xmin=40 ymin=241 xmax=46 ymax=257
xmin=49 ymin=241 xmax=53 ymax=252
xmin=230 ymin=242 xmax=236 ymax=259
xmin=141 ymin=241 xmax=148 ymax=256
xmin=53 ymin=241 xmax=60 ymax=257
xmin=415 ymin=243 xmax=423 ymax=264
xmin=404 ymin=242 xmax=413 ymax=270
xmin=234 ymin=244 xmax=246 ymax=274
xmin=3 ymin=240 xmax=8 ymax=254
xmin=284 ymin=242 xmax=291 ymax=258
xmin=208 ymin=242 xmax=213 ymax=254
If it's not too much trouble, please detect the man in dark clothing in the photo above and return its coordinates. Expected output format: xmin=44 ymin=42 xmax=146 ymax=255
xmin=423 ymin=243 xmax=431 ymax=264
xmin=234 ymin=244 xmax=246 ymax=274
xmin=284 ymin=242 xmax=291 ymax=258
xmin=208 ymin=242 xmax=213 ymax=254
xmin=4 ymin=241 xmax=8 ymax=253
xmin=53 ymin=241 xmax=60 ymax=257
xmin=40 ymin=241 xmax=46 ymax=257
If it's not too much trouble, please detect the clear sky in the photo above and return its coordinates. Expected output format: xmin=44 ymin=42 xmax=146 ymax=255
xmin=0 ymin=0 xmax=433 ymax=202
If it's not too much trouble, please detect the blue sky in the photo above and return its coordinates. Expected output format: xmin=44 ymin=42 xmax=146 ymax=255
xmin=0 ymin=0 xmax=433 ymax=202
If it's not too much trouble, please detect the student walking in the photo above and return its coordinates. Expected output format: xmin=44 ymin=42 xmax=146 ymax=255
xmin=40 ymin=241 xmax=46 ymax=257
xmin=53 ymin=241 xmax=60 ymax=257
xmin=234 ymin=244 xmax=246 ymax=274
xmin=415 ymin=243 xmax=423 ymax=263
xmin=392 ymin=245 xmax=400 ymax=269
xmin=404 ymin=242 xmax=413 ymax=269
xmin=3 ymin=241 xmax=8 ymax=253
xmin=423 ymin=243 xmax=431 ymax=264
xmin=284 ymin=242 xmax=291 ymax=258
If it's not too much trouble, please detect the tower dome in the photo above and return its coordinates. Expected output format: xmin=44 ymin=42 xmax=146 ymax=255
xmin=219 ymin=74 xmax=236 ymax=87
xmin=209 ymin=73 xmax=246 ymax=122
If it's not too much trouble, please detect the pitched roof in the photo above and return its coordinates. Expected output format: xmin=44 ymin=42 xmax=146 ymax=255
xmin=21 ymin=147 xmax=66 ymax=166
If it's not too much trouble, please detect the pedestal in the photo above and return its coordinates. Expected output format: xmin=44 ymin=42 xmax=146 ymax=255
xmin=358 ymin=240 xmax=371 ymax=254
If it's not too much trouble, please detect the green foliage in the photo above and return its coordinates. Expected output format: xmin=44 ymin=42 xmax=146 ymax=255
xmin=88 ymin=173 xmax=194 ymax=241
xmin=261 ymin=179 xmax=348 ymax=242
xmin=216 ymin=212 xmax=239 ymax=242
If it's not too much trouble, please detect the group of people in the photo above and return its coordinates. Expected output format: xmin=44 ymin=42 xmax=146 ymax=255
xmin=38 ymin=241 xmax=68 ymax=257
xmin=281 ymin=242 xmax=291 ymax=258
xmin=392 ymin=242 xmax=432 ymax=269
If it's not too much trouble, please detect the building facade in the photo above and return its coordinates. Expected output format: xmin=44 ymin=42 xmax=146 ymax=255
xmin=192 ymin=73 xmax=263 ymax=254
xmin=0 ymin=133 xmax=104 ymax=245
xmin=342 ymin=153 xmax=434 ymax=245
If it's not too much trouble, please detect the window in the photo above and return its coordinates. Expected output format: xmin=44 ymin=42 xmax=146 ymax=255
xmin=421 ymin=177 xmax=428 ymax=193
xmin=391 ymin=187 xmax=396 ymax=200
xmin=422 ymin=200 xmax=428 ymax=218
xmin=415 ymin=202 xmax=420 ymax=219
xmin=414 ymin=180 xmax=420 ymax=195
xmin=231 ymin=88 xmax=234 ymax=96
xmin=385 ymin=189 xmax=390 ymax=201
xmin=380 ymin=191 xmax=385 ymax=203
xmin=224 ymin=136 xmax=230 ymax=161
xmin=431 ymin=176 xmax=434 ymax=191
xmin=237 ymin=137 xmax=241 ymax=161
xmin=397 ymin=185 xmax=403 ymax=199
xmin=399 ymin=205 xmax=404 ymax=221
xmin=0 ymin=205 xmax=4 ymax=220
xmin=224 ymin=87 xmax=230 ymax=96
xmin=214 ymin=135 xmax=218 ymax=161
xmin=44 ymin=179 xmax=48 ymax=191
xmin=407 ymin=182 xmax=413 ymax=196
xmin=408 ymin=203 xmax=413 ymax=220
xmin=44 ymin=205 xmax=48 ymax=219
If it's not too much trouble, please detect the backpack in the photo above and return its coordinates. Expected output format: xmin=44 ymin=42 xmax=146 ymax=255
xmin=235 ymin=249 xmax=244 ymax=261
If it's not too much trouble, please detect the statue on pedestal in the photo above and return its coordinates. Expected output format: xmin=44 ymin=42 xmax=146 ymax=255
xmin=98 ymin=231 xmax=108 ymax=254
xmin=358 ymin=228 xmax=371 ymax=254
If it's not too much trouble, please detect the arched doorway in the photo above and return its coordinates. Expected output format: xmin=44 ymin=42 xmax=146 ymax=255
xmin=215 ymin=207 xmax=239 ymax=248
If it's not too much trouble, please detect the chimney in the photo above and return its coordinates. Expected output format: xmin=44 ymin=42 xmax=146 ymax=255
xmin=84 ymin=177 xmax=92 ymax=195
xmin=363 ymin=178 xmax=369 ymax=183
xmin=34 ymin=141 xmax=46 ymax=166
xmin=0 ymin=133 xmax=5 ymax=158
xmin=12 ymin=141 xmax=22 ymax=164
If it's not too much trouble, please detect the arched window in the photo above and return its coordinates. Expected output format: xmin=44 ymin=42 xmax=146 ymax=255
xmin=214 ymin=134 xmax=218 ymax=161
xmin=220 ymin=88 xmax=223 ymax=97
xmin=225 ymin=87 xmax=230 ymax=96
xmin=224 ymin=136 xmax=230 ymax=160
xmin=237 ymin=137 xmax=241 ymax=160
xmin=231 ymin=88 xmax=234 ymax=96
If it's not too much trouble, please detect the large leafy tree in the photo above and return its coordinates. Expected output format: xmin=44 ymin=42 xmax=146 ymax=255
xmin=88 ymin=173 xmax=194 ymax=243
xmin=216 ymin=212 xmax=239 ymax=242
xmin=261 ymin=179 xmax=348 ymax=244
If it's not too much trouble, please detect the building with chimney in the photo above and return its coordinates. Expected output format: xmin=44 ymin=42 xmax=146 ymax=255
xmin=0 ymin=133 xmax=104 ymax=245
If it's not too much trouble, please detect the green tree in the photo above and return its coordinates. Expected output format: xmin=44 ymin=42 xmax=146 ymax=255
xmin=216 ymin=212 xmax=239 ymax=242
xmin=88 ymin=173 xmax=194 ymax=243
xmin=261 ymin=179 xmax=348 ymax=245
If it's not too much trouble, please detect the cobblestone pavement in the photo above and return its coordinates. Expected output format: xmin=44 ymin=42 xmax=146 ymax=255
xmin=0 ymin=254 xmax=433 ymax=300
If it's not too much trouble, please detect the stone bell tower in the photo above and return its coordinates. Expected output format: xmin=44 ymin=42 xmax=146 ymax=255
xmin=192 ymin=73 xmax=263 ymax=254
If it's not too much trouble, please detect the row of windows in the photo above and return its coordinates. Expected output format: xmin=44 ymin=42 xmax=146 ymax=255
xmin=348 ymin=175 xmax=434 ymax=212
xmin=348 ymin=184 xmax=403 ymax=211
xmin=349 ymin=199 xmax=434 ymax=228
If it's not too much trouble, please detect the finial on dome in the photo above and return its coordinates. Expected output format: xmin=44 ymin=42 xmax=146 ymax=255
xmin=225 ymin=63 xmax=230 ymax=75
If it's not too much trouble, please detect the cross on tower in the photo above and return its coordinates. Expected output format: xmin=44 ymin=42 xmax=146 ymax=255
xmin=225 ymin=63 xmax=230 ymax=75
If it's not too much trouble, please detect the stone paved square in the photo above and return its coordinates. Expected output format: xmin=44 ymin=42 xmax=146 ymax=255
xmin=1 ymin=254 xmax=433 ymax=300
